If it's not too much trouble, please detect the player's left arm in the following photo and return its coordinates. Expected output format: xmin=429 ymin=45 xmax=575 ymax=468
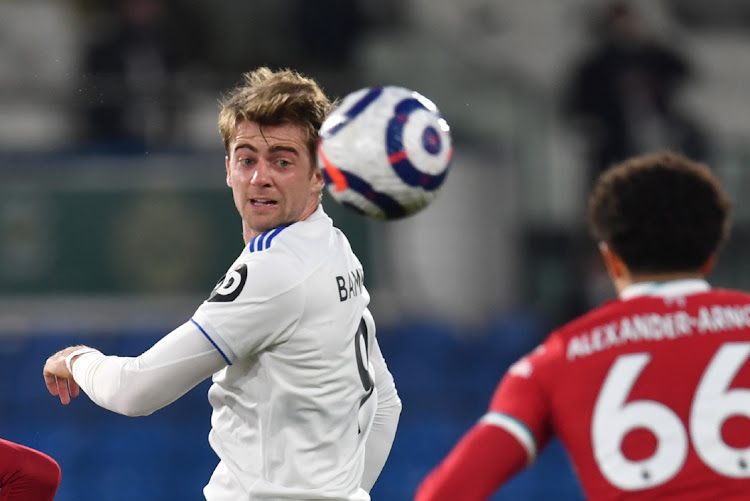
xmin=361 ymin=334 xmax=402 ymax=492
xmin=43 ymin=321 xmax=227 ymax=416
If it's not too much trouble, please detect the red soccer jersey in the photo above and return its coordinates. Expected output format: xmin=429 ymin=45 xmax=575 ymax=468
xmin=0 ymin=438 xmax=61 ymax=501
xmin=486 ymin=279 xmax=750 ymax=500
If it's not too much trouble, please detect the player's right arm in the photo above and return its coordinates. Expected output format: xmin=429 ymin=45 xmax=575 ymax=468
xmin=43 ymin=321 xmax=227 ymax=416
xmin=414 ymin=421 xmax=530 ymax=501
xmin=0 ymin=438 xmax=61 ymax=501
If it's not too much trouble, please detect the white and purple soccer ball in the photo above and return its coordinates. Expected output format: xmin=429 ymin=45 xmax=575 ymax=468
xmin=317 ymin=86 xmax=453 ymax=220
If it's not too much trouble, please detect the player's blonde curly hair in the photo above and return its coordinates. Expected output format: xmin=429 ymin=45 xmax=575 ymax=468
xmin=218 ymin=67 xmax=333 ymax=169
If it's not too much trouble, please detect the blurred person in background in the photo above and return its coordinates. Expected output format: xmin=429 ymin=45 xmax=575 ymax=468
xmin=0 ymin=438 xmax=60 ymax=501
xmin=77 ymin=0 xmax=203 ymax=150
xmin=562 ymin=0 xmax=711 ymax=331
xmin=42 ymin=67 xmax=401 ymax=500
xmin=563 ymin=1 xmax=709 ymax=188
xmin=415 ymin=151 xmax=750 ymax=500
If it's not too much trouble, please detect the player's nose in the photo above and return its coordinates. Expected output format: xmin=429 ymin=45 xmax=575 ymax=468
xmin=250 ymin=160 xmax=272 ymax=186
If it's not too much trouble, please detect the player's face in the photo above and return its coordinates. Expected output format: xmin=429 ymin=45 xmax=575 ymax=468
xmin=226 ymin=120 xmax=323 ymax=241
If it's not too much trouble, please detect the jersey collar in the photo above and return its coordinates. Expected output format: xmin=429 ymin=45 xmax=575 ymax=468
xmin=620 ymin=278 xmax=711 ymax=300
xmin=308 ymin=204 xmax=326 ymax=222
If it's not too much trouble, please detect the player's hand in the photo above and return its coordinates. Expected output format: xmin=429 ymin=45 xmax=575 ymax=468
xmin=43 ymin=346 xmax=89 ymax=405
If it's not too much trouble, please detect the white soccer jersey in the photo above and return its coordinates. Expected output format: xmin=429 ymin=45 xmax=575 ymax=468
xmin=191 ymin=206 xmax=377 ymax=501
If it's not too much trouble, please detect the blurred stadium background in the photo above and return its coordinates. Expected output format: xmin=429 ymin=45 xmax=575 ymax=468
xmin=3 ymin=0 xmax=750 ymax=499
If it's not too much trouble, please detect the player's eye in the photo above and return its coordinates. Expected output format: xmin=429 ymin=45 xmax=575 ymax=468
xmin=277 ymin=159 xmax=291 ymax=167
xmin=240 ymin=158 xmax=255 ymax=166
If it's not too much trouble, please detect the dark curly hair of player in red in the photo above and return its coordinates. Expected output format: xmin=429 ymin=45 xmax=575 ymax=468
xmin=588 ymin=151 xmax=732 ymax=275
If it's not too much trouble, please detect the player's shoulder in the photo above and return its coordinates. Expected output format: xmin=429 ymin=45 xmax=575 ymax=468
xmin=240 ymin=225 xmax=300 ymax=274
xmin=244 ymin=225 xmax=292 ymax=258
xmin=238 ymin=210 xmax=339 ymax=284
xmin=206 ymin=228 xmax=308 ymax=305
xmin=505 ymin=306 xmax=620 ymax=369
xmin=698 ymin=287 xmax=750 ymax=303
xmin=525 ymin=299 xmax=629 ymax=365
xmin=550 ymin=299 xmax=624 ymax=342
xmin=245 ymin=211 xmax=334 ymax=264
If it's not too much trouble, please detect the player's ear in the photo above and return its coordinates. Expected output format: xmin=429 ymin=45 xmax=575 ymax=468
xmin=311 ymin=164 xmax=325 ymax=190
xmin=599 ymin=241 xmax=627 ymax=280
xmin=225 ymin=155 xmax=232 ymax=187
xmin=699 ymin=252 xmax=717 ymax=276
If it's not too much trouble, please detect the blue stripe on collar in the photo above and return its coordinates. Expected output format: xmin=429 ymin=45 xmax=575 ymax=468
xmin=248 ymin=225 xmax=288 ymax=253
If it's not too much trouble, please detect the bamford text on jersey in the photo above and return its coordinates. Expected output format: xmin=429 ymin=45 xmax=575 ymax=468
xmin=336 ymin=268 xmax=364 ymax=302
xmin=566 ymin=305 xmax=750 ymax=360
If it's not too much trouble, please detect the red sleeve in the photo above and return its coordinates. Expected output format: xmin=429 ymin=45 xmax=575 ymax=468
xmin=414 ymin=423 xmax=528 ymax=501
xmin=487 ymin=341 xmax=561 ymax=450
xmin=415 ymin=339 xmax=562 ymax=501
xmin=0 ymin=439 xmax=61 ymax=501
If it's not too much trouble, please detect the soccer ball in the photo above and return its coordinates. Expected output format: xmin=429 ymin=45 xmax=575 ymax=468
xmin=317 ymin=86 xmax=453 ymax=220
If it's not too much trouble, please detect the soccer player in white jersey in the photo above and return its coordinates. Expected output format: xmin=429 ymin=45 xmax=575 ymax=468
xmin=42 ymin=67 xmax=402 ymax=500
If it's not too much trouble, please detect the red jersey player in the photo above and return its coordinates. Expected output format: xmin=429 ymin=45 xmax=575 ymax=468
xmin=0 ymin=438 xmax=60 ymax=501
xmin=415 ymin=151 xmax=750 ymax=500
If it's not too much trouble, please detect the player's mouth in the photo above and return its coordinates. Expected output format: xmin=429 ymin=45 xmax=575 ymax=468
xmin=250 ymin=198 xmax=277 ymax=207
